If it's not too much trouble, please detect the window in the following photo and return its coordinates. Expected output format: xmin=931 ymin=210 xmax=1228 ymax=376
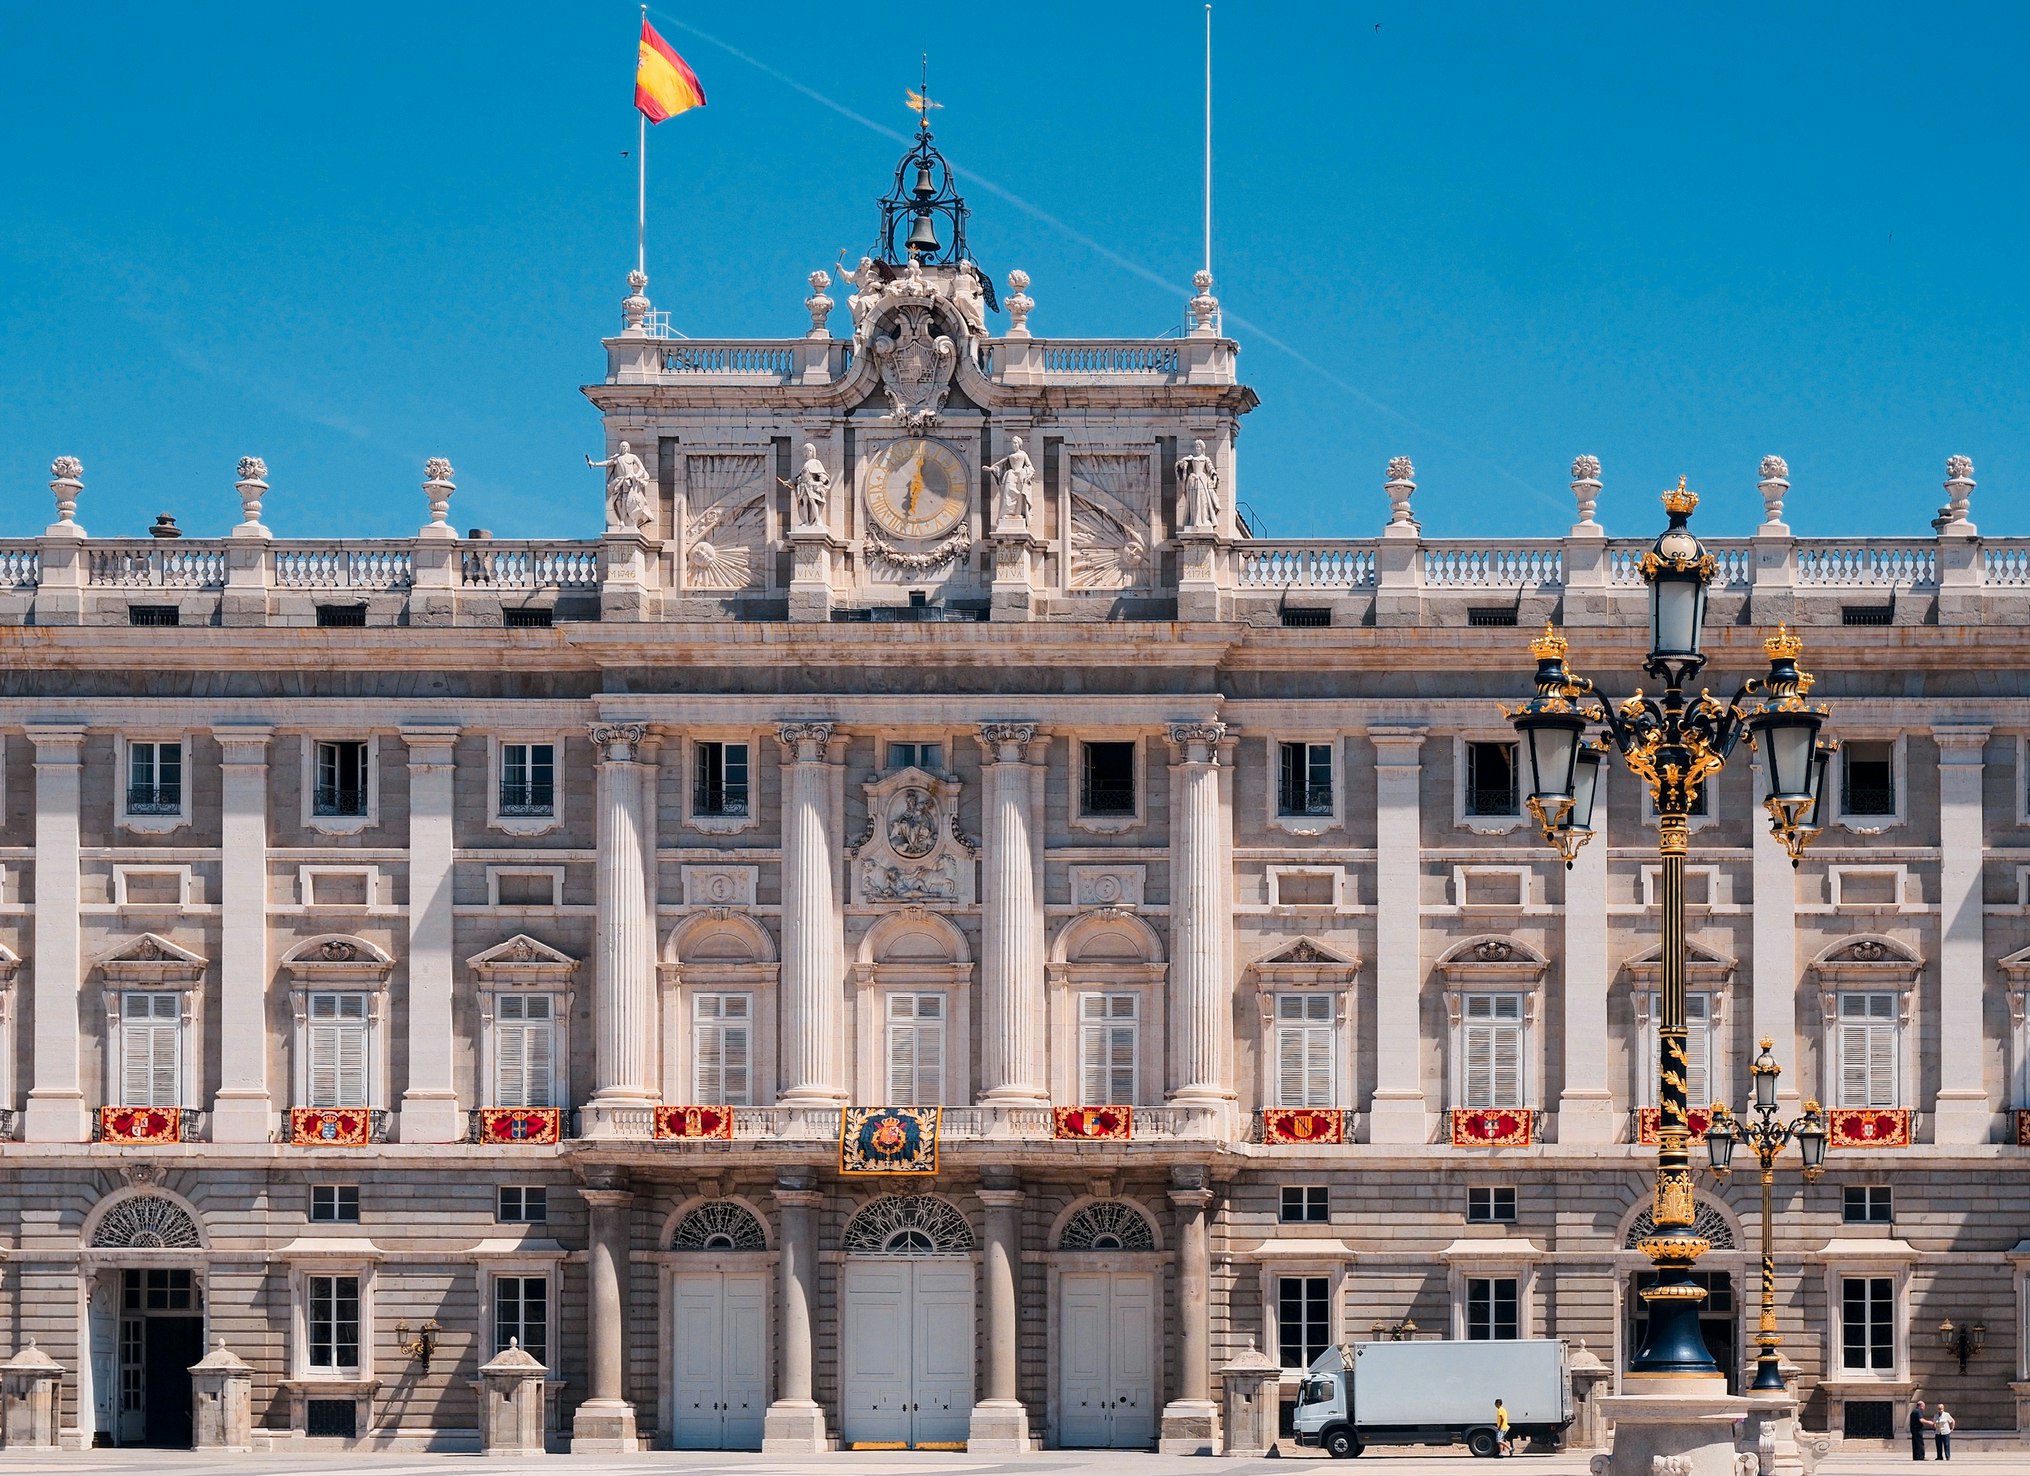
xmin=1465 ymin=741 xmax=1519 ymax=817
xmin=1466 ymin=1276 xmax=1520 ymax=1340
xmin=494 ymin=1275 xmax=548 ymax=1364
xmin=693 ymin=741 xmax=750 ymax=818
xmin=1841 ymin=1276 xmax=1895 ymax=1371
xmin=315 ymin=603 xmax=367 ymax=628
xmin=310 ymin=1184 xmax=360 ymax=1223
xmin=1836 ymin=992 xmax=1898 ymax=1108
xmin=1842 ymin=741 xmax=1896 ymax=817
xmin=128 ymin=604 xmax=179 ymax=627
xmin=499 ymin=743 xmax=555 ymax=817
xmin=126 ymin=741 xmax=183 ymax=815
xmin=1641 ymin=992 xmax=1714 ymax=1108
xmin=885 ymin=993 xmax=945 ymax=1105
xmin=1274 ymin=994 xmax=1337 ymax=1108
xmin=1277 ymin=1275 xmax=1332 ymax=1370
xmin=118 ymin=993 xmax=182 ymax=1107
xmin=1280 ymin=1186 xmax=1329 ymax=1224
xmin=1077 ymin=992 xmax=1139 ymax=1103
xmin=308 ymin=1274 xmax=361 ymax=1370
xmin=503 ymin=606 xmax=554 ymax=629
xmin=123 ymin=1267 xmax=195 ymax=1311
xmin=493 ymin=994 xmax=556 ymax=1108
xmin=1080 ymin=741 xmax=1136 ymax=817
xmin=1280 ymin=607 xmax=1330 ymax=628
xmin=887 ymin=740 xmax=941 ymax=771
xmin=1467 ymin=1186 xmax=1517 ymax=1224
xmin=1843 ymin=1186 xmax=1893 ymax=1225
xmin=314 ymin=741 xmax=370 ymax=817
xmin=692 ymin=993 xmax=753 ymax=1105
xmin=1461 ymin=994 xmax=1525 ymax=1110
xmin=497 ymin=1186 xmax=548 ymax=1224
xmin=1278 ymin=742 xmax=1334 ymax=817
xmin=306 ymin=993 xmax=370 ymax=1109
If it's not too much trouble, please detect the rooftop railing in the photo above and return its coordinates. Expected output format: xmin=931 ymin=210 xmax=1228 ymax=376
xmin=273 ymin=542 xmax=415 ymax=590
xmin=86 ymin=541 xmax=228 ymax=589
xmin=459 ymin=543 xmax=601 ymax=589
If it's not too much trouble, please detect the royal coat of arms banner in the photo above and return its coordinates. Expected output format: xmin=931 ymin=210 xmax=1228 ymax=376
xmin=654 ymin=1105 xmax=735 ymax=1140
xmin=1635 ymin=1107 xmax=1712 ymax=1146
xmin=290 ymin=1107 xmax=371 ymax=1146
xmin=1261 ymin=1108 xmax=1346 ymax=1146
xmin=1450 ymin=1107 xmax=1533 ymax=1147
xmin=1828 ymin=1107 xmax=1911 ymax=1148
xmin=2016 ymin=1110 xmax=2030 ymax=1148
xmin=841 ymin=1106 xmax=939 ymax=1174
xmin=1052 ymin=1105 xmax=1132 ymax=1141
xmin=99 ymin=1106 xmax=182 ymax=1145
xmin=475 ymin=1107 xmax=562 ymax=1145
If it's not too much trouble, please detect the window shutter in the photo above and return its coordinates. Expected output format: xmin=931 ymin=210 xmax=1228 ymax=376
xmin=1079 ymin=1021 xmax=1105 ymax=1103
xmin=694 ymin=1016 xmax=724 ymax=1102
xmin=1464 ymin=1022 xmax=1494 ymax=1109
xmin=719 ymin=1015 xmax=750 ymax=1104
xmin=887 ymin=1016 xmax=915 ymax=1103
xmin=1276 ymin=1022 xmax=1308 ymax=1108
xmin=1685 ymin=994 xmax=1711 ymax=1106
xmin=495 ymin=1019 xmax=527 ymax=1107
xmin=1491 ymin=1019 xmax=1523 ymax=1109
xmin=149 ymin=1007 xmax=180 ymax=1107
xmin=1866 ymin=1020 xmax=1896 ymax=1107
xmin=1107 ymin=1020 xmax=1137 ymax=1102
xmin=525 ymin=1017 xmax=554 ymax=1108
xmin=336 ymin=1019 xmax=368 ymax=1108
xmin=308 ymin=1008 xmax=340 ymax=1109
xmin=916 ymin=1009 xmax=943 ymax=1105
xmin=1838 ymin=1020 xmax=1870 ymax=1109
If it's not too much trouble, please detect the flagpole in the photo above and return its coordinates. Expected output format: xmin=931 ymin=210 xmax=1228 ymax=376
xmin=1203 ymin=3 xmax=1212 ymax=279
xmin=637 ymin=5 xmax=648 ymax=279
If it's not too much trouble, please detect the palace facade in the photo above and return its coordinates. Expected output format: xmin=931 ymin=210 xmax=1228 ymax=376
xmin=7 ymin=131 xmax=2030 ymax=1454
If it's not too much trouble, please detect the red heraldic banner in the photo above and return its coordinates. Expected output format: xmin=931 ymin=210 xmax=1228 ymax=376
xmin=476 ymin=1108 xmax=562 ymax=1145
xmin=2016 ymin=1110 xmax=2030 ymax=1148
xmin=841 ymin=1107 xmax=940 ymax=1174
xmin=1828 ymin=1108 xmax=1911 ymax=1148
xmin=654 ymin=1105 xmax=734 ymax=1140
xmin=1261 ymin=1108 xmax=1345 ymax=1146
xmin=1053 ymin=1105 xmax=1132 ymax=1141
xmin=1450 ymin=1108 xmax=1533 ymax=1147
xmin=1635 ymin=1107 xmax=1713 ymax=1146
xmin=290 ymin=1107 xmax=370 ymax=1146
xmin=100 ymin=1106 xmax=182 ymax=1145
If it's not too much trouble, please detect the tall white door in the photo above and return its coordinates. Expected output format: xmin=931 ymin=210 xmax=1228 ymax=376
xmin=841 ymin=1260 xmax=977 ymax=1449
xmin=1057 ymin=1270 xmax=1157 ymax=1448
xmin=670 ymin=1269 xmax=768 ymax=1450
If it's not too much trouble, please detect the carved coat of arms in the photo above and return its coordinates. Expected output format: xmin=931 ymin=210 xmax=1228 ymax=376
xmin=850 ymin=765 xmax=975 ymax=906
xmin=871 ymin=305 xmax=957 ymax=430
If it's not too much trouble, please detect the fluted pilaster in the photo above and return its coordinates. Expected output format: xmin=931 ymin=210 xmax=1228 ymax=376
xmin=1167 ymin=722 xmax=1230 ymax=1108
xmin=586 ymin=723 xmax=655 ymax=1125
xmin=977 ymin=723 xmax=1046 ymax=1102
xmin=778 ymin=722 xmax=844 ymax=1103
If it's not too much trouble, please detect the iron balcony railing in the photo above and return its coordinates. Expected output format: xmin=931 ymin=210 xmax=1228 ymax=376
xmin=125 ymin=784 xmax=182 ymax=815
xmin=312 ymin=785 xmax=368 ymax=817
xmin=1080 ymin=784 xmax=1136 ymax=817
xmin=692 ymin=785 xmax=750 ymax=818
xmin=1278 ymin=784 xmax=1334 ymax=817
xmin=497 ymin=782 xmax=555 ymax=817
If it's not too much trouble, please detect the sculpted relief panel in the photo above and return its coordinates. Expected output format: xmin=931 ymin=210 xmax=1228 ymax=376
xmin=1067 ymin=452 xmax=1152 ymax=591
xmin=850 ymin=766 xmax=976 ymax=906
xmin=683 ymin=453 xmax=769 ymax=590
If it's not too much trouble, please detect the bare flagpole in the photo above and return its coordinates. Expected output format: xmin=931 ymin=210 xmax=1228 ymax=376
xmin=1203 ymin=3 xmax=1212 ymax=279
xmin=638 ymin=4 xmax=648 ymax=279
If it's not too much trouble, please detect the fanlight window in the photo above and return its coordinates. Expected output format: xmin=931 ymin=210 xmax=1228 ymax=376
xmin=91 ymin=1195 xmax=201 ymax=1250
xmin=1624 ymin=1202 xmax=1734 ymax=1251
xmin=670 ymin=1200 xmax=768 ymax=1252
xmin=842 ymin=1195 xmax=974 ymax=1256
xmin=1058 ymin=1200 xmax=1156 ymax=1252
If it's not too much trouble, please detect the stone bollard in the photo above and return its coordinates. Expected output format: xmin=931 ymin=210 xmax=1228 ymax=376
xmin=1567 ymin=1339 xmax=1613 ymax=1448
xmin=478 ymin=1338 xmax=548 ymax=1457
xmin=1219 ymin=1342 xmax=1284 ymax=1457
xmin=0 ymin=1342 xmax=63 ymax=1450
xmin=188 ymin=1338 xmax=254 ymax=1452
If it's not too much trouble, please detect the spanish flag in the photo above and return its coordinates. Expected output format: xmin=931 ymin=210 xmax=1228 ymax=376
xmin=635 ymin=20 xmax=706 ymax=122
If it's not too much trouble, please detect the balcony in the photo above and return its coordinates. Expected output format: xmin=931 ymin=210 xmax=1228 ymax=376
xmin=569 ymin=1103 xmax=1225 ymax=1144
xmin=1277 ymin=785 xmax=1334 ymax=818
xmin=125 ymin=784 xmax=183 ymax=816
xmin=312 ymin=785 xmax=368 ymax=818
xmin=497 ymin=782 xmax=555 ymax=818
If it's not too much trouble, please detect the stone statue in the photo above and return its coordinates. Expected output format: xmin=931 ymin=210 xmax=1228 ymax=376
xmin=786 ymin=442 xmax=831 ymax=529
xmin=587 ymin=441 xmax=653 ymax=532
xmin=1177 ymin=439 xmax=1220 ymax=530
xmin=987 ymin=435 xmax=1036 ymax=526
xmin=836 ymin=254 xmax=890 ymax=338
xmin=951 ymin=261 xmax=988 ymax=338
xmin=888 ymin=789 xmax=939 ymax=859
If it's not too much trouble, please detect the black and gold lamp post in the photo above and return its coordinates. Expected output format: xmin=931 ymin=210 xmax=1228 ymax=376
xmin=1703 ymin=1040 xmax=1828 ymax=1390
xmin=1507 ymin=477 xmax=1834 ymax=1385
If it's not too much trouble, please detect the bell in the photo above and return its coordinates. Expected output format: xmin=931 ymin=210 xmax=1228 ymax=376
xmin=912 ymin=161 xmax=937 ymax=201
xmin=905 ymin=208 xmax=941 ymax=259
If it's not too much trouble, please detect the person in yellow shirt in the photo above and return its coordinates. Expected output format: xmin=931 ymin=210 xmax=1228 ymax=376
xmin=1495 ymin=1398 xmax=1512 ymax=1457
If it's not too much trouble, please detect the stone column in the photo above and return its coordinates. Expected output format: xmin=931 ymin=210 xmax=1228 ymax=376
xmin=1558 ymin=779 xmax=1616 ymax=1141
xmin=1749 ymin=750 xmax=1801 ymax=1113
xmin=571 ymin=1176 xmax=638 ymax=1452
xmin=1167 ymin=723 xmax=1231 ymax=1115
xmin=969 ymin=1172 xmax=1031 ymax=1451
xmin=399 ymin=726 xmax=462 ymax=1142
xmin=1933 ymin=725 xmax=1993 ymax=1142
xmin=584 ymin=723 xmax=656 ymax=1133
xmin=977 ymin=724 xmax=1047 ymax=1103
xmin=1158 ymin=1167 xmax=1219 ymax=1454
xmin=211 ymin=726 xmax=275 ymax=1142
xmin=1368 ymin=726 xmax=1429 ymax=1143
xmin=762 ymin=1173 xmax=828 ymax=1451
xmin=23 ymin=726 xmax=86 ymax=1143
xmin=777 ymin=723 xmax=844 ymax=1104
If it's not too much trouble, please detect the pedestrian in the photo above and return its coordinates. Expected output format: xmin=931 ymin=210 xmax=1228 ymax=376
xmin=1910 ymin=1399 xmax=1930 ymax=1461
xmin=1494 ymin=1397 xmax=1512 ymax=1457
xmin=1934 ymin=1402 xmax=1954 ymax=1461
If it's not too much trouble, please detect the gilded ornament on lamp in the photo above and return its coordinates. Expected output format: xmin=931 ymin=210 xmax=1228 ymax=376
xmin=1528 ymin=620 xmax=1568 ymax=661
xmin=1661 ymin=474 xmax=1699 ymax=516
xmin=1763 ymin=624 xmax=1804 ymax=661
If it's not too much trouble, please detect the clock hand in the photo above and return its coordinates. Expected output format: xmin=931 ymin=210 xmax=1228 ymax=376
xmin=905 ymin=454 xmax=927 ymax=520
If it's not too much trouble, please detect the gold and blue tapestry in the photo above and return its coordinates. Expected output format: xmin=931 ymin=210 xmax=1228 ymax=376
xmin=840 ymin=1106 xmax=939 ymax=1175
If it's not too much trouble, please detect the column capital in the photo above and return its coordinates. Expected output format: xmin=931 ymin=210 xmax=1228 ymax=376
xmin=209 ymin=723 xmax=275 ymax=753
xmin=977 ymin=722 xmax=1043 ymax=762
xmin=22 ymin=723 xmax=86 ymax=758
xmin=1368 ymin=722 xmax=1428 ymax=758
xmin=1931 ymin=724 xmax=1992 ymax=755
xmin=401 ymin=725 xmax=461 ymax=762
xmin=776 ymin=720 xmax=837 ymax=761
xmin=588 ymin=721 xmax=648 ymax=760
xmin=772 ymin=1187 xmax=825 ymax=1211
xmin=579 ymin=1186 xmax=635 ymax=1211
xmin=1166 ymin=721 xmax=1226 ymax=762
xmin=978 ymin=1188 xmax=1026 ymax=1211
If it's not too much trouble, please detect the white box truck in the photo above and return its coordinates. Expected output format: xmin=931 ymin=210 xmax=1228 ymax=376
xmin=1290 ymin=1338 xmax=1572 ymax=1458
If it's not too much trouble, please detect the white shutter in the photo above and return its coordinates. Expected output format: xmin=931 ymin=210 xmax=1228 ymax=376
xmin=1684 ymin=994 xmax=1711 ymax=1107
xmin=1836 ymin=1020 xmax=1870 ymax=1109
xmin=718 ymin=1009 xmax=751 ymax=1104
xmin=887 ymin=995 xmax=916 ymax=1103
xmin=1079 ymin=998 xmax=1107 ymax=1103
xmin=1274 ymin=994 xmax=1335 ymax=1108
xmin=121 ymin=994 xmax=181 ymax=1106
xmin=1079 ymin=994 xmax=1138 ymax=1103
xmin=1464 ymin=995 xmax=1523 ymax=1110
xmin=309 ymin=992 xmax=370 ymax=1109
xmin=886 ymin=994 xmax=944 ymax=1104
xmin=1866 ymin=1015 xmax=1896 ymax=1108
xmin=495 ymin=1016 xmax=528 ymax=1107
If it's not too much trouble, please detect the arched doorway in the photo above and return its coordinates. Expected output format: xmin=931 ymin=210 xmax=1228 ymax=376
xmin=1053 ymin=1200 xmax=1159 ymax=1449
xmin=839 ymin=1196 xmax=975 ymax=1450
xmin=84 ymin=1194 xmax=206 ymax=1447
xmin=664 ymin=1201 xmax=770 ymax=1451
xmin=1624 ymin=1202 xmax=1740 ymax=1391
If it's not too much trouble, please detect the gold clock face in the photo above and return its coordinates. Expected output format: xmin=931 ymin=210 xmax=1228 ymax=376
xmin=864 ymin=438 xmax=970 ymax=540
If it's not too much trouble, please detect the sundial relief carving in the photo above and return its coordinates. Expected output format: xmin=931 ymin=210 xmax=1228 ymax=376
xmin=850 ymin=766 xmax=975 ymax=906
xmin=684 ymin=453 xmax=769 ymax=590
xmin=1067 ymin=452 xmax=1153 ymax=590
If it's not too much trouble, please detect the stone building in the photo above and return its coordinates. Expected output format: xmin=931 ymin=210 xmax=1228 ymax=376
xmin=5 ymin=130 xmax=2030 ymax=1453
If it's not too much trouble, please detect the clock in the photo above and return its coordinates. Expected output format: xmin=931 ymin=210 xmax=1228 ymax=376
xmin=864 ymin=438 xmax=971 ymax=540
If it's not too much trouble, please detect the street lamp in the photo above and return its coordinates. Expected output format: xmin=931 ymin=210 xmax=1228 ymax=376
xmin=1703 ymin=1039 xmax=1828 ymax=1390
xmin=1937 ymin=1319 xmax=1986 ymax=1374
xmin=1506 ymin=477 xmax=1835 ymax=1386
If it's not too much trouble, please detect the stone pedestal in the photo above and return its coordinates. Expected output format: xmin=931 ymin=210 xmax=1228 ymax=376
xmin=598 ymin=531 xmax=654 ymax=621
xmin=1566 ymin=1341 xmax=1613 ymax=1448
xmin=1218 ymin=1344 xmax=1282 ymax=1457
xmin=1738 ymin=1393 xmax=1808 ymax=1476
xmin=1597 ymin=1393 xmax=1757 ymax=1476
xmin=787 ymin=529 xmax=838 ymax=623
xmin=478 ymin=1340 xmax=548 ymax=1457
xmin=988 ymin=529 xmax=1042 ymax=621
xmin=1177 ymin=533 xmax=1223 ymax=622
xmin=0 ymin=1342 xmax=62 ymax=1450
xmin=188 ymin=1338 xmax=254 ymax=1452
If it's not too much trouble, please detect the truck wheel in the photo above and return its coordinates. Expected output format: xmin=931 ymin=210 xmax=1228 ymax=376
xmin=1323 ymin=1427 xmax=1359 ymax=1459
xmin=1466 ymin=1428 xmax=1499 ymax=1458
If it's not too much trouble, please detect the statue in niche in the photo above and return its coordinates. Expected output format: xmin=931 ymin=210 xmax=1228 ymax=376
xmin=951 ymin=261 xmax=989 ymax=338
xmin=785 ymin=442 xmax=831 ymax=529
xmin=888 ymin=788 xmax=939 ymax=859
xmin=587 ymin=441 xmax=653 ymax=531
xmin=987 ymin=435 xmax=1036 ymax=527
xmin=1177 ymin=439 xmax=1220 ymax=530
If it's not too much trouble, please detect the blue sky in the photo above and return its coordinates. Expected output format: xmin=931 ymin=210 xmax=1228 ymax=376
xmin=1 ymin=3 xmax=2024 ymax=541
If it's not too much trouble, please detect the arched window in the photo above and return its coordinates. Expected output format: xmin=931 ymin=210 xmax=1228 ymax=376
xmin=670 ymin=1200 xmax=768 ymax=1252
xmin=1625 ymin=1202 xmax=1735 ymax=1251
xmin=91 ymin=1195 xmax=202 ymax=1250
xmin=1057 ymin=1200 xmax=1156 ymax=1252
xmin=841 ymin=1195 xmax=973 ymax=1255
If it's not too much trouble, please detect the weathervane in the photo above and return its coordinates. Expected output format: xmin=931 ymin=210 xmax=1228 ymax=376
xmin=905 ymin=54 xmax=942 ymax=135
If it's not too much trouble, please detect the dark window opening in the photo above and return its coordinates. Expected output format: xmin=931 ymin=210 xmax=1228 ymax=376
xmin=306 ymin=1400 xmax=358 ymax=1438
xmin=1278 ymin=741 xmax=1334 ymax=817
xmin=128 ymin=605 xmax=179 ymax=627
xmin=1843 ymin=1185 xmax=1893 ymax=1225
xmin=1468 ymin=607 xmax=1519 ymax=627
xmin=1467 ymin=1186 xmax=1517 ymax=1224
xmin=1466 ymin=1277 xmax=1519 ymax=1340
xmin=499 ymin=743 xmax=555 ymax=816
xmin=310 ymin=1184 xmax=360 ymax=1223
xmin=1279 ymin=1186 xmax=1329 ymax=1223
xmin=1841 ymin=741 xmax=1895 ymax=816
xmin=503 ymin=607 xmax=554 ymax=628
xmin=126 ymin=740 xmax=184 ymax=815
xmin=693 ymin=741 xmax=750 ymax=818
xmin=497 ymin=1186 xmax=548 ymax=1223
xmin=314 ymin=741 xmax=370 ymax=817
xmin=315 ymin=603 xmax=367 ymax=628
xmin=1467 ymin=741 xmax=1520 ymax=817
xmin=1841 ymin=605 xmax=1894 ymax=627
xmin=1280 ymin=607 xmax=1331 ymax=628
xmin=1278 ymin=1275 xmax=1332 ymax=1369
xmin=1081 ymin=742 xmax=1136 ymax=817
